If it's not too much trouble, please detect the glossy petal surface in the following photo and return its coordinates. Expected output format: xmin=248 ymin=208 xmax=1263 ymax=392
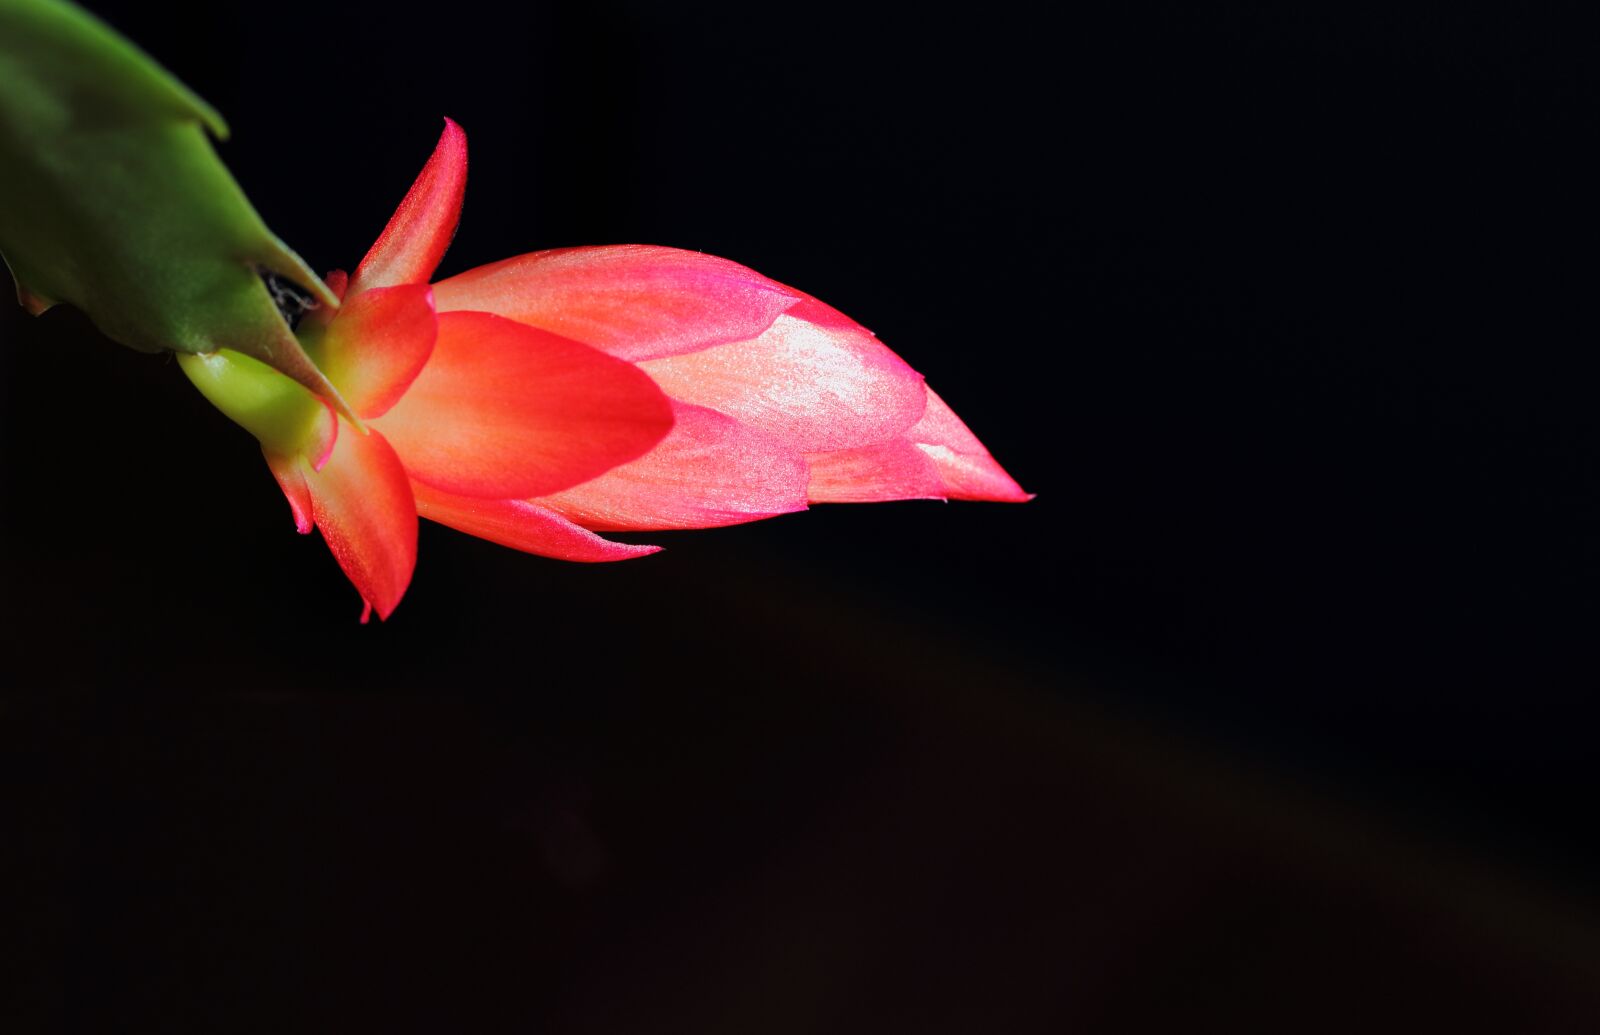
xmin=310 ymin=283 xmax=436 ymax=419
xmin=350 ymin=118 xmax=467 ymax=294
xmin=432 ymin=245 xmax=800 ymax=362
xmin=413 ymin=482 xmax=659 ymax=562
xmin=640 ymin=298 xmax=926 ymax=453
xmin=376 ymin=311 xmax=674 ymax=499
xmin=542 ymin=402 xmax=811 ymax=530
xmin=305 ymin=426 xmax=418 ymax=620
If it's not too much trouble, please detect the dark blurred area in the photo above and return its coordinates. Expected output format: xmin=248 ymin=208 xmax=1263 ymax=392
xmin=4 ymin=1 xmax=1600 ymax=1030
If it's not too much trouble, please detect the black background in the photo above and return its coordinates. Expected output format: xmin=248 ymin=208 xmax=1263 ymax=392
xmin=4 ymin=2 xmax=1600 ymax=1031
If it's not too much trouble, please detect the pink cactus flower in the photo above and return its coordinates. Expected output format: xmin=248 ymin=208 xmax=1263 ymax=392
xmin=182 ymin=119 xmax=1028 ymax=620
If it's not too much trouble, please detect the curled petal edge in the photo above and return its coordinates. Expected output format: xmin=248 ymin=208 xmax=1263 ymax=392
xmin=805 ymin=386 xmax=1031 ymax=504
xmin=413 ymin=482 xmax=661 ymax=563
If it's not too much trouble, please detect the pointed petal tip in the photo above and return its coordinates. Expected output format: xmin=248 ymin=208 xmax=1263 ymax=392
xmin=916 ymin=443 xmax=1032 ymax=503
xmin=265 ymin=451 xmax=316 ymax=534
xmin=800 ymin=381 xmax=1030 ymax=505
xmin=307 ymin=427 xmax=418 ymax=623
xmin=905 ymin=386 xmax=1031 ymax=503
xmin=413 ymin=483 xmax=663 ymax=563
xmin=351 ymin=118 xmax=469 ymax=294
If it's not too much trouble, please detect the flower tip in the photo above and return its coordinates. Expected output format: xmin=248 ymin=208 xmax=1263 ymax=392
xmin=954 ymin=472 xmax=1033 ymax=504
xmin=979 ymin=465 xmax=1034 ymax=503
xmin=349 ymin=117 xmax=469 ymax=294
xmin=359 ymin=594 xmax=406 ymax=623
xmin=619 ymin=543 xmax=664 ymax=561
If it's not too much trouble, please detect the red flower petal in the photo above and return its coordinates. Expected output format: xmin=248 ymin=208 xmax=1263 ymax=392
xmin=804 ymin=438 xmax=944 ymax=503
xmin=911 ymin=387 xmax=1031 ymax=502
xmin=639 ymin=297 xmax=927 ymax=453
xmin=304 ymin=425 xmax=419 ymax=620
xmin=349 ymin=118 xmax=468 ymax=295
xmin=265 ymin=450 xmax=315 ymax=533
xmin=413 ymin=482 xmax=660 ymax=562
xmin=375 ymin=311 xmax=674 ymax=499
xmin=431 ymin=245 xmax=801 ymax=362
xmin=310 ymin=283 xmax=437 ymax=419
xmin=325 ymin=269 xmax=349 ymax=301
xmin=541 ymin=401 xmax=810 ymax=530
xmin=805 ymin=387 xmax=1029 ymax=503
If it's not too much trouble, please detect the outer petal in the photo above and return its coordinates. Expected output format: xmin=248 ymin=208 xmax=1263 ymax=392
xmin=910 ymin=387 xmax=1031 ymax=502
xmin=639 ymin=297 xmax=927 ymax=453
xmin=375 ymin=311 xmax=674 ymax=499
xmin=806 ymin=387 xmax=1030 ymax=505
xmin=349 ymin=118 xmax=468 ymax=295
xmin=413 ymin=482 xmax=659 ymax=563
xmin=308 ymin=283 xmax=437 ymax=419
xmin=431 ymin=245 xmax=802 ymax=362
xmin=805 ymin=386 xmax=1030 ymax=503
xmin=540 ymin=401 xmax=811 ymax=531
xmin=304 ymin=425 xmax=419 ymax=620
xmin=804 ymin=438 xmax=944 ymax=503
xmin=265 ymin=450 xmax=315 ymax=533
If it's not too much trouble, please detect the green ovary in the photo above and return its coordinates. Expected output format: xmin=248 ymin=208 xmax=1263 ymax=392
xmin=178 ymin=349 xmax=326 ymax=457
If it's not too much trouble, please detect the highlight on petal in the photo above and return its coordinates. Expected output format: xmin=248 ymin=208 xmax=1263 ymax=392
xmin=413 ymin=482 xmax=660 ymax=563
xmin=349 ymin=118 xmax=468 ymax=295
xmin=376 ymin=311 xmax=674 ymax=500
xmin=307 ymin=283 xmax=437 ymax=419
xmin=304 ymin=425 xmax=419 ymax=621
xmin=431 ymin=245 xmax=802 ymax=362
xmin=639 ymin=298 xmax=927 ymax=454
xmin=541 ymin=402 xmax=811 ymax=531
